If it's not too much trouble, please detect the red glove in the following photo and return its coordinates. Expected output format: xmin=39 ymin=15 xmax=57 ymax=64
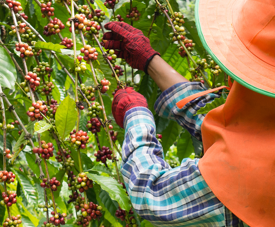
xmin=103 ymin=22 xmax=159 ymax=74
xmin=112 ymin=87 xmax=148 ymax=128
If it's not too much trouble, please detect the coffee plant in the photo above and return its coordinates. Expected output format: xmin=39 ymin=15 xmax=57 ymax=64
xmin=0 ymin=0 xmax=228 ymax=226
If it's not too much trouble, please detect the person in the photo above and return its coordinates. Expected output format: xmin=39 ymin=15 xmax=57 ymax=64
xmin=103 ymin=0 xmax=275 ymax=226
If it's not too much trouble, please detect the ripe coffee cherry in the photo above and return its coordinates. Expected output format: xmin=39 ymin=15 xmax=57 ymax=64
xmin=76 ymin=201 xmax=102 ymax=226
xmin=15 ymin=42 xmax=33 ymax=58
xmin=112 ymin=14 xmax=124 ymax=22
xmin=75 ymin=172 xmax=93 ymax=193
xmin=104 ymin=0 xmax=119 ymax=9
xmin=60 ymin=37 xmax=73 ymax=49
xmin=1 ymin=191 xmax=17 ymax=207
xmin=24 ymin=71 xmax=40 ymax=91
xmin=94 ymin=146 xmax=112 ymax=163
xmin=115 ymin=207 xmax=134 ymax=222
xmin=43 ymin=18 xmax=65 ymax=36
xmin=20 ymin=12 xmax=28 ymax=20
xmin=100 ymin=78 xmax=110 ymax=93
xmin=2 ymin=215 xmax=22 ymax=227
xmin=70 ymin=130 xmax=89 ymax=149
xmin=80 ymin=45 xmax=98 ymax=61
xmin=0 ymin=171 xmax=15 ymax=183
xmin=33 ymin=141 xmax=54 ymax=159
xmin=157 ymin=134 xmax=162 ymax=142
xmin=87 ymin=102 xmax=102 ymax=118
xmin=27 ymin=101 xmax=48 ymax=121
xmin=6 ymin=0 xmax=23 ymax=13
xmin=126 ymin=7 xmax=141 ymax=21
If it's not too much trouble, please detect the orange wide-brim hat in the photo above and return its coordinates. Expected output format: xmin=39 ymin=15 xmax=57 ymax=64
xmin=195 ymin=0 xmax=275 ymax=97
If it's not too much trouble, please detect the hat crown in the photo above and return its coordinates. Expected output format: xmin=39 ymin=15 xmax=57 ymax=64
xmin=233 ymin=0 xmax=275 ymax=66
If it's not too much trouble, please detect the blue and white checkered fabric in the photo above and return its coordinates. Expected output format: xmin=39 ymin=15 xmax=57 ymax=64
xmin=121 ymin=82 xmax=247 ymax=227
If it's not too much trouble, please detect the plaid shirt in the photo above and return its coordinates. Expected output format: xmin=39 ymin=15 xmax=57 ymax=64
xmin=121 ymin=82 xmax=249 ymax=227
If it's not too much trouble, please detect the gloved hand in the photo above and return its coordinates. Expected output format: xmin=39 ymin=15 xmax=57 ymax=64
xmin=103 ymin=22 xmax=159 ymax=74
xmin=112 ymin=87 xmax=148 ymax=128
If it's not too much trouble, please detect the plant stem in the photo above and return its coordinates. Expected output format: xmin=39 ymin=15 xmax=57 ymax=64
xmin=164 ymin=0 xmax=174 ymax=17
xmin=147 ymin=10 xmax=158 ymax=37
xmin=44 ymin=188 xmax=49 ymax=223
xmin=0 ymin=86 xmax=11 ymax=218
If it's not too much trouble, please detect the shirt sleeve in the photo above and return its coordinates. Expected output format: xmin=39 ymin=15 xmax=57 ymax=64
xmin=121 ymin=107 xmax=234 ymax=227
xmin=154 ymin=82 xmax=220 ymax=141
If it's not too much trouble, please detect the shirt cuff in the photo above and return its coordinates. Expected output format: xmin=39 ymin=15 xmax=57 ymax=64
xmin=154 ymin=82 xmax=208 ymax=119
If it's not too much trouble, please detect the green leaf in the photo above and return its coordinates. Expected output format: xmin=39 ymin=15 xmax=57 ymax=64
xmin=177 ymin=130 xmax=194 ymax=162
xmin=0 ymin=22 xmax=11 ymax=30
xmin=0 ymin=46 xmax=17 ymax=89
xmin=20 ymin=214 xmax=36 ymax=227
xmin=86 ymin=173 xmax=131 ymax=211
xmin=196 ymin=96 xmax=226 ymax=115
xmin=35 ymin=41 xmax=66 ymax=53
xmin=34 ymin=120 xmax=52 ymax=133
xmin=17 ymin=197 xmax=39 ymax=226
xmin=161 ymin=121 xmax=182 ymax=155
xmin=55 ymin=96 xmax=77 ymax=139
xmin=13 ymin=170 xmax=37 ymax=205
xmin=95 ymin=0 xmax=110 ymax=17
xmin=11 ymin=121 xmax=35 ymax=164
xmin=141 ymin=220 xmax=155 ymax=227
xmin=94 ymin=184 xmax=123 ymax=227
xmin=89 ymin=164 xmax=113 ymax=176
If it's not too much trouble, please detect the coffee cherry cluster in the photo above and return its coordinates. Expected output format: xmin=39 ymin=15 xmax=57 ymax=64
xmin=167 ymin=159 xmax=179 ymax=168
xmin=75 ymin=172 xmax=93 ymax=193
xmin=100 ymin=78 xmax=111 ymax=93
xmin=24 ymin=72 xmax=41 ymax=91
xmin=189 ymin=68 xmax=204 ymax=84
xmin=67 ymin=14 xmax=101 ymax=36
xmin=80 ymin=45 xmax=98 ymax=61
xmin=68 ymin=190 xmax=78 ymax=203
xmin=6 ymin=0 xmax=23 ymax=13
xmin=113 ymin=64 xmax=124 ymax=77
xmin=107 ymin=49 xmax=117 ymax=65
xmin=4 ymin=148 xmax=13 ymax=159
xmin=172 ymin=12 xmax=185 ymax=27
xmin=94 ymin=146 xmax=112 ymax=164
xmin=115 ymin=207 xmax=133 ymax=221
xmin=86 ymin=117 xmax=101 ymax=134
xmin=10 ymin=23 xmax=37 ymax=42
xmin=127 ymin=7 xmax=140 ymax=21
xmin=27 ymin=101 xmax=48 ymax=121
xmin=40 ymin=1 xmax=55 ymax=17
xmin=3 ymin=215 xmax=22 ymax=227
xmin=208 ymin=59 xmax=222 ymax=76
xmin=1 ymin=191 xmax=17 ymax=207
xmin=76 ymin=202 xmax=102 ymax=226
xmin=0 ymin=123 xmax=15 ymax=130
xmin=68 ymin=172 xmax=78 ymax=191
xmin=177 ymin=39 xmax=195 ymax=57
xmin=38 ymin=203 xmax=55 ymax=212
xmin=92 ymin=9 xmax=106 ymax=22
xmin=56 ymin=150 xmax=75 ymax=171
xmin=33 ymin=61 xmax=52 ymax=77
xmin=79 ymin=84 xmax=95 ymax=102
xmin=70 ymin=130 xmax=89 ymax=149
xmin=39 ymin=81 xmax=55 ymax=96
xmin=40 ymin=177 xmax=61 ymax=191
xmin=104 ymin=0 xmax=119 ymax=9
xmin=49 ymin=212 xmax=66 ymax=226
xmin=126 ymin=216 xmax=138 ymax=227
xmin=112 ymin=14 xmax=124 ymax=21
xmin=60 ymin=37 xmax=73 ymax=49
xmin=77 ymin=5 xmax=90 ymax=15
xmin=0 ymin=171 xmax=15 ymax=183
xmin=47 ymin=99 xmax=58 ymax=119
xmin=44 ymin=18 xmax=65 ymax=36
xmin=196 ymin=58 xmax=208 ymax=70
xmin=15 ymin=42 xmax=34 ymax=58
xmin=109 ymin=130 xmax=118 ymax=142
xmin=32 ymin=141 xmax=54 ymax=159
xmin=87 ymin=102 xmax=102 ymax=118
xmin=55 ymin=149 xmax=71 ymax=163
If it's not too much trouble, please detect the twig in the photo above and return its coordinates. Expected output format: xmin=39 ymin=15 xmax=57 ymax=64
xmin=147 ymin=10 xmax=158 ymax=37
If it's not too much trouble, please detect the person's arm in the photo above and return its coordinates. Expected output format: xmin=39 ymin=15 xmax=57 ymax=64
xmin=147 ymin=55 xmax=189 ymax=91
xmin=121 ymin=107 xmax=235 ymax=226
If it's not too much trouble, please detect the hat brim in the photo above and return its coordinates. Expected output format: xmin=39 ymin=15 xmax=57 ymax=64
xmin=195 ymin=0 xmax=275 ymax=98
